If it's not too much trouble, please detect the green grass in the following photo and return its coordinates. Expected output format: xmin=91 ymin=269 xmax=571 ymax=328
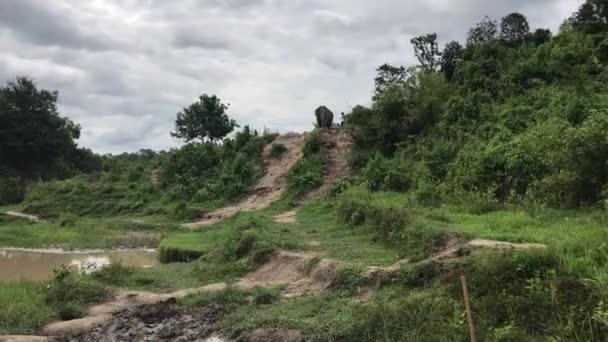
xmin=293 ymin=201 xmax=399 ymax=266
xmin=0 ymin=213 xmax=180 ymax=249
xmin=90 ymin=262 xmax=212 ymax=292
xmin=0 ymin=282 xmax=54 ymax=334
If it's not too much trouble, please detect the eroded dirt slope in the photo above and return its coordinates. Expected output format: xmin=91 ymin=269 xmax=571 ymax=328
xmin=183 ymin=133 xmax=306 ymax=229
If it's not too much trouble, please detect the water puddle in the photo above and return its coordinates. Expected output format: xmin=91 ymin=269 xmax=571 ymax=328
xmin=0 ymin=248 xmax=159 ymax=282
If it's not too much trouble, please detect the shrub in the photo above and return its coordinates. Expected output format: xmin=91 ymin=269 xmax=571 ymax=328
xmin=331 ymin=267 xmax=363 ymax=295
xmin=58 ymin=212 xmax=78 ymax=227
xmin=45 ymin=265 xmax=108 ymax=320
xmin=287 ymin=133 xmax=327 ymax=198
xmin=251 ymin=287 xmax=280 ymax=305
xmin=0 ymin=177 xmax=23 ymax=204
xmin=269 ymin=143 xmax=287 ymax=159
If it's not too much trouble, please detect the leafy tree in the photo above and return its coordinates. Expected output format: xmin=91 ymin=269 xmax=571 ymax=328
xmin=500 ymin=12 xmax=530 ymax=43
xmin=171 ymin=94 xmax=237 ymax=143
xmin=440 ymin=41 xmax=464 ymax=81
xmin=0 ymin=77 xmax=81 ymax=179
xmin=529 ymin=28 xmax=552 ymax=45
xmin=410 ymin=33 xmax=441 ymax=71
xmin=374 ymin=64 xmax=408 ymax=93
xmin=571 ymin=0 xmax=608 ymax=33
xmin=467 ymin=16 xmax=498 ymax=46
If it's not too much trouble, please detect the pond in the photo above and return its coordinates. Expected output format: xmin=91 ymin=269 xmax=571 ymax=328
xmin=0 ymin=248 xmax=159 ymax=282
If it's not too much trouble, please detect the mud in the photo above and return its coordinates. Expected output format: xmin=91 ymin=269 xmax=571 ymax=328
xmin=65 ymin=299 xmax=225 ymax=342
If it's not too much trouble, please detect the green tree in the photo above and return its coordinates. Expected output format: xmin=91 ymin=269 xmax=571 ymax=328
xmin=171 ymin=94 xmax=237 ymax=143
xmin=410 ymin=33 xmax=441 ymax=71
xmin=467 ymin=16 xmax=498 ymax=46
xmin=571 ymin=0 xmax=608 ymax=33
xmin=529 ymin=28 xmax=552 ymax=45
xmin=0 ymin=77 xmax=81 ymax=179
xmin=440 ymin=41 xmax=464 ymax=81
xmin=500 ymin=12 xmax=530 ymax=43
xmin=374 ymin=64 xmax=408 ymax=93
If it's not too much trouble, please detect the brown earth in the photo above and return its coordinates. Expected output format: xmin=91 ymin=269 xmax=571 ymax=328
xmin=272 ymin=128 xmax=353 ymax=224
xmin=183 ymin=132 xmax=307 ymax=229
xmin=237 ymin=250 xmax=339 ymax=298
xmin=302 ymin=129 xmax=353 ymax=201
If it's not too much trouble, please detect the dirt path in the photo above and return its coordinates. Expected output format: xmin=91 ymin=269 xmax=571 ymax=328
xmin=183 ymin=132 xmax=306 ymax=229
xmin=4 ymin=211 xmax=42 ymax=222
xmin=272 ymin=129 xmax=353 ymax=224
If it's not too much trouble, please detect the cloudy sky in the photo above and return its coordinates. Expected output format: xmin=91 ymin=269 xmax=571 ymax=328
xmin=0 ymin=0 xmax=583 ymax=154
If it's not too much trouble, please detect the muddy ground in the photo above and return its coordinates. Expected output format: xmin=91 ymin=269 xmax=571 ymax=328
xmin=64 ymin=299 xmax=224 ymax=342
xmin=61 ymin=299 xmax=303 ymax=342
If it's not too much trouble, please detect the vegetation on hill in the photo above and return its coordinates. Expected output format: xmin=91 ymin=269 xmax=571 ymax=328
xmin=346 ymin=4 xmax=608 ymax=209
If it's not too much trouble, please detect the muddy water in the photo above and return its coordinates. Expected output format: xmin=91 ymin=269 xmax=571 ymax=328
xmin=0 ymin=248 xmax=158 ymax=282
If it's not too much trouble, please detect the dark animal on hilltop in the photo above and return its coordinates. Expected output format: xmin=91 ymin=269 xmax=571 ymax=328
xmin=315 ymin=106 xmax=334 ymax=129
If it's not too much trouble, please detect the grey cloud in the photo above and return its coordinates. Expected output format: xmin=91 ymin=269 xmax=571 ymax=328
xmin=0 ymin=0 xmax=113 ymax=50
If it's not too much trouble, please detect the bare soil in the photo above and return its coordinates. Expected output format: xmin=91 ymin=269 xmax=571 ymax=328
xmin=184 ymin=133 xmax=307 ymax=229
xmin=237 ymin=250 xmax=338 ymax=298
xmin=273 ymin=128 xmax=353 ymax=224
xmin=4 ymin=211 xmax=42 ymax=222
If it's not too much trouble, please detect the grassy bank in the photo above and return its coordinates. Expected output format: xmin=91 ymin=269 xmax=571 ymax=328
xmin=0 ymin=212 xmax=180 ymax=249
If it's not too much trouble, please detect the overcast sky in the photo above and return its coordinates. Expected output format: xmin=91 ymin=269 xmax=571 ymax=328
xmin=0 ymin=0 xmax=583 ymax=154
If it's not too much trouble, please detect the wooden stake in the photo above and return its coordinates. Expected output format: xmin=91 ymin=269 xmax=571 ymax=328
xmin=461 ymin=275 xmax=477 ymax=342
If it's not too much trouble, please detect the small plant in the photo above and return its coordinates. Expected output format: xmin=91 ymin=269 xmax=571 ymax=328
xmin=45 ymin=265 xmax=108 ymax=320
xmin=58 ymin=212 xmax=78 ymax=227
xmin=331 ymin=267 xmax=363 ymax=295
xmin=269 ymin=143 xmax=287 ymax=159
xmin=251 ymin=287 xmax=280 ymax=305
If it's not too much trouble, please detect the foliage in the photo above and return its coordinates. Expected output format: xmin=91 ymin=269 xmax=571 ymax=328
xmin=0 ymin=177 xmax=23 ymax=204
xmin=346 ymin=6 xmax=608 ymax=208
xmin=441 ymin=41 xmax=464 ymax=81
xmin=45 ymin=265 xmax=108 ymax=320
xmin=467 ymin=16 xmax=498 ymax=46
xmin=410 ymin=33 xmax=441 ymax=70
xmin=0 ymin=282 xmax=54 ymax=334
xmin=269 ymin=143 xmax=287 ymax=159
xmin=0 ymin=77 xmax=99 ymax=183
xmin=500 ymin=12 xmax=530 ymax=43
xmin=286 ymin=132 xmax=327 ymax=198
xmin=373 ymin=64 xmax=408 ymax=93
xmin=171 ymin=94 xmax=237 ymax=143
xmin=23 ymin=126 xmax=268 ymax=218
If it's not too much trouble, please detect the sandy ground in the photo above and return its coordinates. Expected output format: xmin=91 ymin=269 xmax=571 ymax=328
xmin=183 ymin=132 xmax=306 ymax=229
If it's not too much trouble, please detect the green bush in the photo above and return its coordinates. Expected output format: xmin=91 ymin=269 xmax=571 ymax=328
xmin=269 ymin=143 xmax=287 ymax=159
xmin=287 ymin=132 xmax=327 ymax=198
xmin=0 ymin=177 xmax=23 ymax=204
xmin=331 ymin=267 xmax=363 ymax=295
xmin=45 ymin=265 xmax=108 ymax=320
